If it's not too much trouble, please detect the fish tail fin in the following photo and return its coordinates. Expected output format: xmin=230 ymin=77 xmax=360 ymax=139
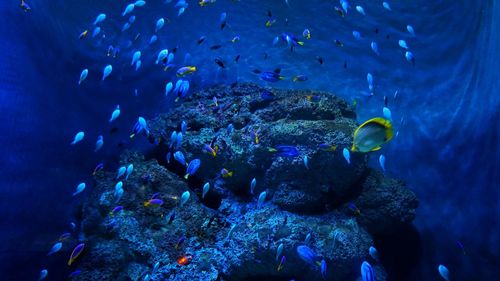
xmin=298 ymin=41 xmax=304 ymax=46
xmin=184 ymin=174 xmax=189 ymax=179
xmin=350 ymin=145 xmax=357 ymax=152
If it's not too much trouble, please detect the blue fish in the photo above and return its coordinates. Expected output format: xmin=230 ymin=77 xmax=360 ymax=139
xmin=407 ymin=25 xmax=416 ymax=36
xmin=180 ymin=191 xmax=190 ymax=207
xmin=353 ymin=30 xmax=361 ymax=40
xmin=371 ymin=42 xmax=380 ymax=56
xmin=170 ymin=131 xmax=177 ymax=148
xmin=379 ymin=155 xmax=386 ymax=172
xmin=361 ymin=261 xmax=375 ymax=281
xmin=122 ymin=3 xmax=135 ymax=16
xmin=405 ymin=51 xmax=415 ymax=66
xmin=176 ymin=132 xmax=183 ymax=149
xmin=320 ymin=259 xmax=327 ymax=280
xmin=181 ymin=121 xmax=187 ymax=134
xmin=296 ymin=245 xmax=318 ymax=265
xmin=71 ymin=131 xmax=84 ymax=145
xmin=356 ymin=5 xmax=365 ymax=15
xmin=149 ymin=35 xmax=158 ymax=45
xmin=102 ymin=65 xmax=112 ymax=80
xmin=78 ymin=69 xmax=88 ymax=85
xmin=184 ymin=159 xmax=201 ymax=179
xmin=382 ymin=1 xmax=392 ymax=11
xmin=165 ymin=82 xmax=174 ymax=96
xmin=174 ymin=151 xmax=186 ymax=166
xmin=398 ymin=40 xmax=409 ymax=50
xmin=438 ymin=265 xmax=450 ymax=281
xmin=156 ymin=18 xmax=165 ymax=32
xmin=258 ymin=191 xmax=266 ymax=208
xmin=274 ymin=145 xmax=299 ymax=157
xmin=202 ymin=182 xmax=210 ymax=198
xmin=94 ymin=13 xmax=106 ymax=25
xmin=261 ymin=91 xmax=276 ymax=100
xmin=47 ymin=242 xmax=62 ymax=256
xmin=343 ymin=148 xmax=351 ymax=164
xmin=92 ymin=26 xmax=101 ymax=38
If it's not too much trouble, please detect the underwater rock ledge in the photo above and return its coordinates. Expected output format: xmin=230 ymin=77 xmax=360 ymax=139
xmin=77 ymin=83 xmax=418 ymax=281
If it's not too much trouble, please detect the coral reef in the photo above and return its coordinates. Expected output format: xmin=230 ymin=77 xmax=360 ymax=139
xmin=75 ymin=83 xmax=417 ymax=281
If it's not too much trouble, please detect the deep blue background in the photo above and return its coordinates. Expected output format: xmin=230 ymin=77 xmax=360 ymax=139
xmin=0 ymin=0 xmax=498 ymax=280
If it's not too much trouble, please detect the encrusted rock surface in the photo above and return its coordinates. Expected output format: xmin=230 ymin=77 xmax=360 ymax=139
xmin=74 ymin=83 xmax=418 ymax=281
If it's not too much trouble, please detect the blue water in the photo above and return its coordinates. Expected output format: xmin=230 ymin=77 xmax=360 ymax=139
xmin=0 ymin=0 xmax=498 ymax=280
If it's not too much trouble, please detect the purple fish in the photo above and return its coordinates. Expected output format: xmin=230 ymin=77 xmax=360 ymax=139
xmin=151 ymin=193 xmax=160 ymax=199
xmin=184 ymin=159 xmax=201 ymax=179
xmin=110 ymin=206 xmax=123 ymax=215
xmin=68 ymin=243 xmax=85 ymax=266
xmin=321 ymin=259 xmax=327 ymax=280
xmin=68 ymin=270 xmax=81 ymax=278
xmin=144 ymin=199 xmax=164 ymax=207
xmin=175 ymin=236 xmax=186 ymax=249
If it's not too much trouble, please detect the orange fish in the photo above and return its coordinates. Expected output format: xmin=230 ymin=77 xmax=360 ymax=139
xmin=177 ymin=255 xmax=192 ymax=266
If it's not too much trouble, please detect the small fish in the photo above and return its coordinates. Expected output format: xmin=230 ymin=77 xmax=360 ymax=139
xmin=47 ymin=242 xmax=62 ymax=256
xmin=227 ymin=123 xmax=234 ymax=134
xmin=68 ymin=270 xmax=81 ymax=278
xmin=94 ymin=135 xmax=103 ymax=152
xmin=177 ymin=255 xmax=192 ymax=265
xmin=292 ymin=75 xmax=308 ymax=82
xmin=348 ymin=202 xmax=361 ymax=215
xmin=231 ymin=36 xmax=240 ymax=43
xmin=371 ymin=42 xmax=380 ymax=56
xmin=320 ymin=259 xmax=327 ymax=280
xmin=174 ymin=151 xmax=186 ymax=166
xmin=203 ymin=144 xmax=218 ymax=157
xmin=383 ymin=107 xmax=392 ymax=121
xmin=260 ymin=71 xmax=285 ymax=82
xmin=221 ymin=168 xmax=233 ymax=178
xmin=277 ymin=255 xmax=286 ymax=271
xmin=67 ymin=243 xmax=85 ymax=266
xmin=356 ymin=5 xmax=366 ymax=15
xmin=456 ymin=240 xmax=466 ymax=255
xmin=59 ymin=232 xmax=71 ymax=241
xmin=265 ymin=18 xmax=277 ymax=27
xmin=167 ymin=210 xmax=176 ymax=224
xmin=109 ymin=105 xmax=120 ymax=122
xmin=438 ymin=265 xmax=450 ymax=281
xmin=303 ymin=155 xmax=309 ymax=169
xmin=334 ymin=6 xmax=345 ymax=17
xmin=109 ymin=206 xmax=123 ymax=216
xmin=318 ymin=143 xmax=337 ymax=151
xmin=78 ymin=69 xmax=89 ymax=85
xmin=361 ymin=261 xmax=375 ymax=281
xmin=316 ymin=56 xmax=324 ymax=65
xmin=379 ymin=155 xmax=386 ymax=172
xmin=129 ymin=15 xmax=136 ymax=23
xmin=274 ymin=145 xmax=299 ymax=157
xmin=185 ymin=159 xmax=201 ymax=179
xmin=38 ymin=269 xmax=48 ymax=280
xmin=79 ymin=30 xmax=88 ymax=40
xmin=131 ymin=51 xmax=141 ymax=66
xmin=398 ymin=40 xmax=409 ymax=49
xmin=155 ymin=18 xmax=165 ymax=32
xmin=382 ymin=1 xmax=392 ymax=11
xmin=202 ymin=182 xmax=210 ymax=198
xmin=276 ymin=243 xmax=284 ymax=261
xmin=296 ymin=245 xmax=318 ymax=265
xmin=214 ymin=58 xmax=225 ymax=68
xmin=149 ymin=35 xmax=158 ymax=45
xmin=199 ymin=0 xmax=216 ymax=6
xmin=176 ymin=132 xmax=183 ymax=149
xmin=175 ymin=236 xmax=186 ymax=249
xmin=250 ymin=178 xmax=256 ymax=194
xmin=176 ymin=66 xmax=196 ymax=77
xmin=220 ymin=12 xmax=227 ymax=30
xmin=334 ymin=39 xmax=343 ymax=47
xmin=125 ymin=164 xmax=134 ymax=180
xmin=405 ymin=51 xmax=415 ymax=66
xmin=180 ymin=191 xmax=190 ymax=207
xmin=134 ymin=0 xmax=146 ymax=7
xmin=165 ymin=82 xmax=174 ymax=96
xmin=407 ymin=25 xmax=416 ymax=36
xmin=92 ymin=27 xmax=101 ymax=38
xmin=71 ymin=132 xmax=84 ymax=145
xmin=302 ymin=29 xmax=311 ymax=40
xmin=116 ymin=166 xmax=126 ymax=179
xmin=367 ymin=73 xmax=374 ymax=93
xmin=235 ymin=54 xmax=241 ymax=62
xmin=197 ymin=36 xmax=206 ymax=45
xmin=156 ymin=49 xmax=169 ymax=64
xmin=181 ymin=121 xmax=188 ymax=134
xmin=257 ymin=191 xmax=266 ymax=208
xmin=72 ymin=182 xmax=86 ymax=196
xmin=93 ymin=163 xmax=104 ymax=175
xmin=304 ymin=233 xmax=312 ymax=245
xmin=369 ymin=246 xmax=379 ymax=262
xmin=122 ymin=4 xmax=135 ymax=16
xmin=353 ymin=30 xmax=361 ymax=40
xmin=343 ymin=148 xmax=351 ymax=164
xmin=102 ymin=65 xmax=112 ymax=80
xmin=144 ymin=198 xmax=164 ymax=207
xmin=20 ymin=0 xmax=31 ymax=12
xmin=114 ymin=182 xmax=124 ymax=203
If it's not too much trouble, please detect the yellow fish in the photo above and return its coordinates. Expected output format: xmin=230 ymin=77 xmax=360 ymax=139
xmin=351 ymin=117 xmax=393 ymax=152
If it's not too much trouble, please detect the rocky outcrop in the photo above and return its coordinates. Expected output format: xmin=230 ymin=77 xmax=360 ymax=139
xmin=75 ymin=83 xmax=418 ymax=281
